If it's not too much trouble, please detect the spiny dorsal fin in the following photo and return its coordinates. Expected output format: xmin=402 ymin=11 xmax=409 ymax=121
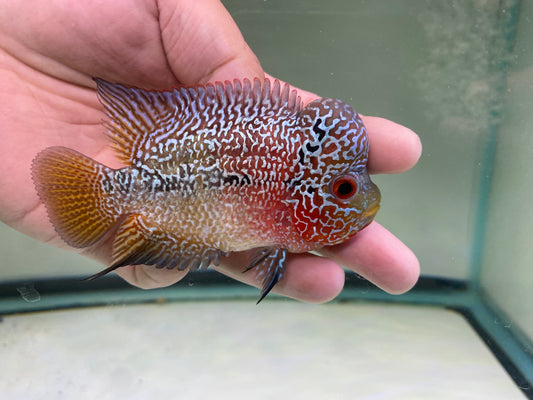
xmin=94 ymin=78 xmax=302 ymax=165
xmin=95 ymin=78 xmax=177 ymax=165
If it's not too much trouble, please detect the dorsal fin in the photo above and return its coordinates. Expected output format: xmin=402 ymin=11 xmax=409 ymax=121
xmin=94 ymin=78 xmax=302 ymax=165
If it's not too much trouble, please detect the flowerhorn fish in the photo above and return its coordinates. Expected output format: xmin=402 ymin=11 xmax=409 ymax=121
xmin=32 ymin=78 xmax=381 ymax=302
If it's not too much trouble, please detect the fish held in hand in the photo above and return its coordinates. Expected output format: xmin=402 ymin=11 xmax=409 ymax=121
xmin=31 ymin=78 xmax=381 ymax=302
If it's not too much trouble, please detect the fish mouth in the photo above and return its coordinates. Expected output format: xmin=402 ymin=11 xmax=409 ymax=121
xmin=361 ymin=202 xmax=380 ymax=219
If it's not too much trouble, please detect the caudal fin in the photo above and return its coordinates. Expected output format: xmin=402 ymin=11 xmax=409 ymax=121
xmin=32 ymin=146 xmax=119 ymax=248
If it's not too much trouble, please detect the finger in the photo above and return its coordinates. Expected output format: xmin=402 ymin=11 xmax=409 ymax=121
xmin=159 ymin=0 xmax=264 ymax=84
xmin=318 ymin=222 xmax=420 ymax=294
xmin=362 ymin=116 xmax=422 ymax=174
xmin=115 ymin=265 xmax=188 ymax=290
xmin=114 ymin=252 xmax=346 ymax=304
xmin=216 ymin=252 xmax=346 ymax=304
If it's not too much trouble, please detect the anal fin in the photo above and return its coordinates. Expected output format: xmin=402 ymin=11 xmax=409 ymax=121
xmin=86 ymin=214 xmax=221 ymax=280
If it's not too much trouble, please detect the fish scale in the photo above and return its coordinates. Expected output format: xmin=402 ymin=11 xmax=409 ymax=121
xmin=31 ymin=78 xmax=381 ymax=302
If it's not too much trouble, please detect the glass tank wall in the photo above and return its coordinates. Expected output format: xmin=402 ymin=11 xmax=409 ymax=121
xmin=0 ymin=0 xmax=532 ymax=397
xmin=481 ymin=0 xmax=533 ymax=366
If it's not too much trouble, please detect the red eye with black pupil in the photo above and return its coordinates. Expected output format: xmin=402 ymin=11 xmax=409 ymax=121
xmin=331 ymin=175 xmax=358 ymax=200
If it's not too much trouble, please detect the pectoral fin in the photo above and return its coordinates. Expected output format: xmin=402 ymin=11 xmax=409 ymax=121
xmin=86 ymin=214 xmax=221 ymax=280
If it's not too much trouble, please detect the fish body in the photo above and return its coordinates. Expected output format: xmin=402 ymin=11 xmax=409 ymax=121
xmin=32 ymin=78 xmax=380 ymax=302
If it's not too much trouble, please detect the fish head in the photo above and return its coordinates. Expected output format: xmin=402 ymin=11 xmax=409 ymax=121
xmin=288 ymin=98 xmax=381 ymax=247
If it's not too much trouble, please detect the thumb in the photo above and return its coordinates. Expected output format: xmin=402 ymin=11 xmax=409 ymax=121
xmin=158 ymin=0 xmax=264 ymax=84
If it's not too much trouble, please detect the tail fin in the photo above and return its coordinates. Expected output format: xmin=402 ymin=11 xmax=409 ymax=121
xmin=32 ymin=146 xmax=119 ymax=248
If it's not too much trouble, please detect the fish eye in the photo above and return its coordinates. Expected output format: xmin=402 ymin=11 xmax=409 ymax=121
xmin=330 ymin=175 xmax=358 ymax=201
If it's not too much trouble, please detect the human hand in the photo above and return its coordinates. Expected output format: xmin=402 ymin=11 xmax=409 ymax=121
xmin=0 ymin=0 xmax=421 ymax=303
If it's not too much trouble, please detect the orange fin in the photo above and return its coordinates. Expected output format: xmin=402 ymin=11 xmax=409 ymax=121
xmin=32 ymin=146 xmax=118 ymax=247
xmin=86 ymin=214 xmax=223 ymax=279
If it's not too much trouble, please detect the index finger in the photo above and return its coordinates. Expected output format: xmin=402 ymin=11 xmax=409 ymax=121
xmin=318 ymin=222 xmax=420 ymax=295
xmin=363 ymin=116 xmax=422 ymax=174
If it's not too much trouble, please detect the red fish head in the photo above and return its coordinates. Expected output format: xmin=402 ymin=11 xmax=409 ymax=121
xmin=287 ymin=98 xmax=381 ymax=247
